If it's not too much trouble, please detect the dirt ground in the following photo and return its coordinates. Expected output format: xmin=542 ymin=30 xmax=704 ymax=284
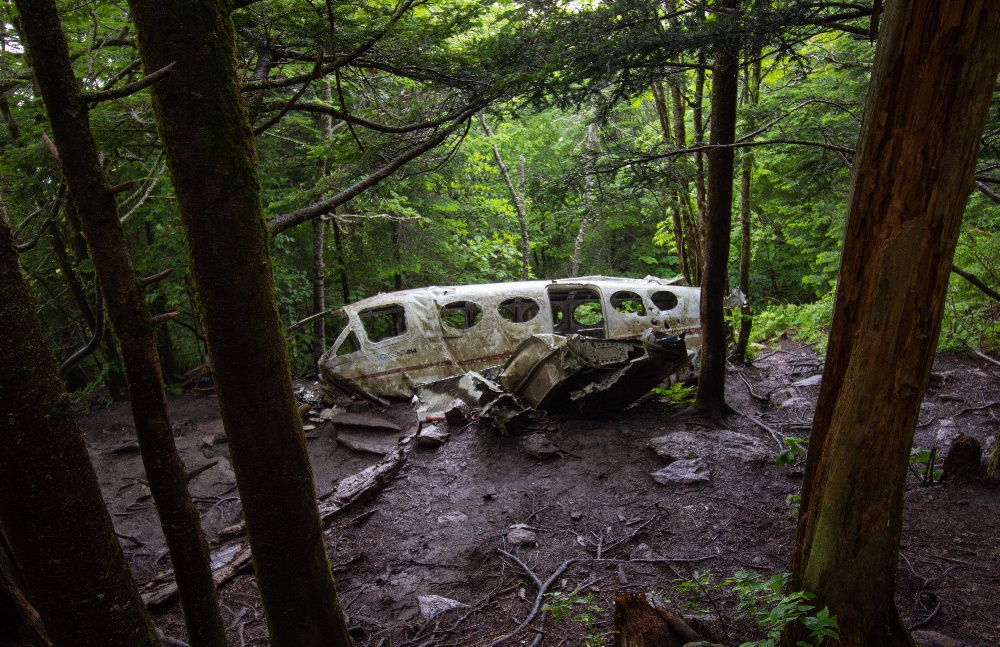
xmin=80 ymin=343 xmax=1000 ymax=646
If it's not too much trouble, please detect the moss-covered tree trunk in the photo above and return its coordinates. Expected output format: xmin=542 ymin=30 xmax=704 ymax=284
xmin=125 ymin=0 xmax=353 ymax=644
xmin=14 ymin=2 xmax=228 ymax=644
xmin=693 ymin=0 xmax=739 ymax=418
xmin=0 ymin=207 xmax=159 ymax=647
xmin=785 ymin=2 xmax=1000 ymax=645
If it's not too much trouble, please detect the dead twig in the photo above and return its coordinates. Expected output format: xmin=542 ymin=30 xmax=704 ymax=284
xmin=735 ymin=370 xmax=769 ymax=403
xmin=744 ymin=414 xmax=785 ymax=449
xmin=488 ymin=551 xmax=577 ymax=647
xmin=909 ymin=600 xmax=941 ymax=630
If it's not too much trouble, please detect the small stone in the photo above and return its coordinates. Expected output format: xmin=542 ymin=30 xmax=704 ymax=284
xmin=651 ymin=459 xmax=711 ymax=486
xmin=201 ymin=435 xmax=216 ymax=448
xmin=791 ymin=375 xmax=823 ymax=387
xmin=506 ymin=524 xmax=537 ymax=546
xmin=417 ymin=595 xmax=466 ymax=619
xmin=570 ymin=510 xmax=583 ymax=521
xmin=318 ymin=407 xmax=343 ymax=421
xmin=629 ymin=543 xmax=663 ymax=561
xmin=444 ymin=399 xmax=473 ymax=427
xmin=417 ymin=423 xmax=450 ymax=448
xmin=337 ymin=434 xmax=395 ymax=455
xmin=522 ymin=433 xmax=560 ymax=459
xmin=768 ymin=387 xmax=796 ymax=406
xmin=303 ymin=424 xmax=316 ymax=431
xmin=437 ymin=511 xmax=468 ymax=524
xmin=779 ymin=397 xmax=812 ymax=409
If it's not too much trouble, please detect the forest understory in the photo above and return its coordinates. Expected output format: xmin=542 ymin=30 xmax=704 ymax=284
xmin=81 ymin=342 xmax=1000 ymax=647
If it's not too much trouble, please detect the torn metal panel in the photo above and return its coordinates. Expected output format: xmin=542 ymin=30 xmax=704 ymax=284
xmin=320 ymin=276 xmax=699 ymax=394
xmin=498 ymin=331 xmax=690 ymax=417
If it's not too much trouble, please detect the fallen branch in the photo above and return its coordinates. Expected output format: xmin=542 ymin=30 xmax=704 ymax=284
xmin=970 ymin=347 xmax=1000 ymax=368
xmin=140 ymin=445 xmax=408 ymax=607
xmin=185 ymin=460 xmax=218 ymax=483
xmin=744 ymin=414 xmax=785 ymax=450
xmin=735 ymin=370 xmax=769 ymax=403
xmin=488 ymin=551 xmax=577 ymax=647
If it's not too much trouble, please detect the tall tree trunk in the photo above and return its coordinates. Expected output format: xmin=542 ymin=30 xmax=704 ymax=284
xmin=517 ymin=154 xmax=530 ymax=279
xmin=312 ymin=216 xmax=326 ymax=366
xmin=571 ymin=120 xmax=598 ymax=277
xmin=652 ymin=80 xmax=688 ymax=281
xmin=692 ymin=58 xmax=708 ymax=249
xmin=391 ymin=217 xmax=403 ymax=290
xmin=14 ymin=2 xmax=229 ymax=645
xmin=313 ymin=82 xmax=333 ymax=366
xmin=0 ymin=207 xmax=160 ymax=647
xmin=333 ymin=215 xmax=351 ymax=303
xmin=126 ymin=1 xmax=353 ymax=644
xmin=693 ymin=0 xmax=739 ymax=418
xmin=479 ymin=115 xmax=532 ymax=279
xmin=669 ymin=79 xmax=702 ymax=285
xmin=785 ymin=2 xmax=1000 ymax=645
xmin=734 ymin=58 xmax=760 ymax=363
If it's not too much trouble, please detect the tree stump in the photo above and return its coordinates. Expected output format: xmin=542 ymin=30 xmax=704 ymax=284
xmin=943 ymin=434 xmax=985 ymax=480
xmin=612 ymin=592 xmax=700 ymax=647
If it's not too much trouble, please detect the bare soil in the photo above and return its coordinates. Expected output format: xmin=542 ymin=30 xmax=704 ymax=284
xmin=80 ymin=343 xmax=1000 ymax=646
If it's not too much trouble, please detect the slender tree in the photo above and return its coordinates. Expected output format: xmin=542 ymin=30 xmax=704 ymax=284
xmin=479 ymin=115 xmax=532 ymax=279
xmin=13 ymin=1 xmax=228 ymax=643
xmin=785 ymin=1 xmax=1000 ymax=645
xmin=734 ymin=57 xmax=761 ymax=363
xmin=693 ymin=0 xmax=740 ymax=418
xmin=0 ymin=205 xmax=159 ymax=647
xmin=125 ymin=0 xmax=353 ymax=644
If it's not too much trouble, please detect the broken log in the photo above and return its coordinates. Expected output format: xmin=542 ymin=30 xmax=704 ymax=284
xmin=139 ymin=446 xmax=408 ymax=607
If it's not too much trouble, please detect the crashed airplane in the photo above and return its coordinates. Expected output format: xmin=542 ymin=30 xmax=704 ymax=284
xmin=316 ymin=276 xmax=707 ymax=424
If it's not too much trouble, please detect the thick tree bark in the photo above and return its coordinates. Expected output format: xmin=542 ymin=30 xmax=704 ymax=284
xmin=126 ymin=1 xmax=353 ymax=644
xmin=0 ymin=532 xmax=51 ymax=647
xmin=693 ymin=0 xmax=739 ymax=418
xmin=785 ymin=2 xmax=1000 ymax=645
xmin=0 ymin=207 xmax=159 ymax=647
xmin=14 ymin=1 xmax=229 ymax=645
xmin=734 ymin=59 xmax=760 ymax=363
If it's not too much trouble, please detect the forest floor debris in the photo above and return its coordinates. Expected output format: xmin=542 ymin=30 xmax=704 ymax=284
xmin=80 ymin=342 xmax=1000 ymax=646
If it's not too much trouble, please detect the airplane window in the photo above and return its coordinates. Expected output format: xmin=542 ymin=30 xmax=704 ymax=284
xmin=573 ymin=301 xmax=604 ymax=326
xmin=611 ymin=291 xmax=646 ymax=315
xmin=335 ymin=331 xmax=360 ymax=356
xmin=359 ymin=305 xmax=407 ymax=342
xmin=441 ymin=301 xmax=484 ymax=330
xmin=651 ymin=290 xmax=678 ymax=311
xmin=498 ymin=297 xmax=540 ymax=323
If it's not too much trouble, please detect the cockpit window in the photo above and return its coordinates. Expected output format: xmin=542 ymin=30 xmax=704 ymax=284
xmin=359 ymin=305 xmax=407 ymax=342
xmin=498 ymin=297 xmax=540 ymax=323
xmin=441 ymin=301 xmax=484 ymax=330
xmin=334 ymin=331 xmax=360 ymax=356
xmin=611 ymin=291 xmax=646 ymax=315
xmin=651 ymin=290 xmax=678 ymax=311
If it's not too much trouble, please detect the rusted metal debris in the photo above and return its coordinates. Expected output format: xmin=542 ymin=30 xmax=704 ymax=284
xmin=314 ymin=276 xmax=728 ymax=425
